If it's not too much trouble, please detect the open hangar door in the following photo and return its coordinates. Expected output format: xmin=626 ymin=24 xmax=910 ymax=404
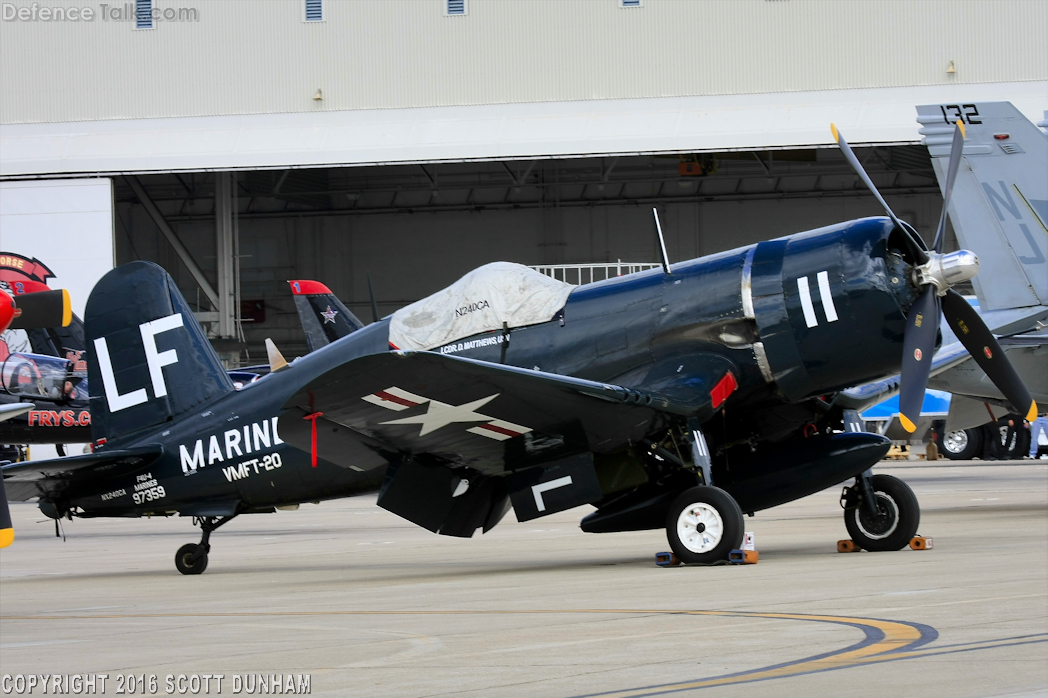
xmin=116 ymin=145 xmax=949 ymax=365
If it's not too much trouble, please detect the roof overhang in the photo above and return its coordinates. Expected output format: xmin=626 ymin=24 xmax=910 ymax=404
xmin=1 ymin=81 xmax=1045 ymax=178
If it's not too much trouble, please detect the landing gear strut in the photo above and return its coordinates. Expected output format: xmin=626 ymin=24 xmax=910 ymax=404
xmin=842 ymin=473 xmax=920 ymax=551
xmin=175 ymin=515 xmax=237 ymax=575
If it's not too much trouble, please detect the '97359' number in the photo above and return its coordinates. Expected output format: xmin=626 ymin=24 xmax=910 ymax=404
xmin=132 ymin=486 xmax=166 ymax=505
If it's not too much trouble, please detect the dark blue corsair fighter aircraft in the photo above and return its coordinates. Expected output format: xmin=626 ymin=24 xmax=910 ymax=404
xmin=2 ymin=125 xmax=1037 ymax=574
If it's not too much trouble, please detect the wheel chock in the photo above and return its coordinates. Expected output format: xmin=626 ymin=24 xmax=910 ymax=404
xmin=655 ymin=552 xmax=681 ymax=567
xmin=837 ymin=539 xmax=862 ymax=553
xmin=729 ymin=549 xmax=759 ymax=564
xmin=909 ymin=536 xmax=933 ymax=550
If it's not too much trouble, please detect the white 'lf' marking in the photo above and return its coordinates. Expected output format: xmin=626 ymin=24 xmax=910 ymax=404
xmin=95 ymin=312 xmax=185 ymax=413
xmin=532 ymin=476 xmax=573 ymax=512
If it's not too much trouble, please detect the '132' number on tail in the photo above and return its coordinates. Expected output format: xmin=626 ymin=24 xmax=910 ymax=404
xmin=940 ymin=104 xmax=981 ymax=125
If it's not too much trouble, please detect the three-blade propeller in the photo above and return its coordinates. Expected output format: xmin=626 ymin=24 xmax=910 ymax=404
xmin=831 ymin=122 xmax=1037 ymax=431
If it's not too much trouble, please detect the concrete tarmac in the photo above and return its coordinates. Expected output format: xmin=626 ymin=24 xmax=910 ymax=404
xmin=1 ymin=460 xmax=1046 ymax=697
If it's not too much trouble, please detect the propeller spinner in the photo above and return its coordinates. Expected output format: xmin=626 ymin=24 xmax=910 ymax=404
xmin=831 ymin=122 xmax=1038 ymax=432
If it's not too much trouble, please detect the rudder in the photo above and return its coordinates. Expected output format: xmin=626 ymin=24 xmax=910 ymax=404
xmin=86 ymin=262 xmax=234 ymax=445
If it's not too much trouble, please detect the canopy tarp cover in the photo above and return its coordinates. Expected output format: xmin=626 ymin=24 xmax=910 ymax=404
xmin=388 ymin=262 xmax=574 ymax=351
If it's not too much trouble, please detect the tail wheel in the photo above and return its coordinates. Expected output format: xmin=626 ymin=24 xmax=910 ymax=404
xmin=665 ymin=486 xmax=744 ymax=564
xmin=844 ymin=474 xmax=920 ymax=551
xmin=175 ymin=543 xmax=208 ymax=575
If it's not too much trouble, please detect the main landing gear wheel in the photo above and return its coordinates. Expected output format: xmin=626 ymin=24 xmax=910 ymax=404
xmin=666 ymin=486 xmax=745 ymax=564
xmin=844 ymin=474 xmax=920 ymax=552
xmin=175 ymin=543 xmax=208 ymax=575
xmin=941 ymin=427 xmax=981 ymax=460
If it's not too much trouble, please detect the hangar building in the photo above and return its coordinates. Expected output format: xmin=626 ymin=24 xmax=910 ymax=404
xmin=1 ymin=0 xmax=1045 ymax=362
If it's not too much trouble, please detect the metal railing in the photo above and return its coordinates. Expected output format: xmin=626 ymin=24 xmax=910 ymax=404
xmin=529 ymin=260 xmax=661 ymax=285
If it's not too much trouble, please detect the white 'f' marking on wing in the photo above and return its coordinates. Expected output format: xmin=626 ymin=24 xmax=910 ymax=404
xmin=816 ymin=270 xmax=839 ymax=323
xmin=797 ymin=276 xmax=818 ymax=328
xmin=533 ymin=476 xmax=573 ymax=512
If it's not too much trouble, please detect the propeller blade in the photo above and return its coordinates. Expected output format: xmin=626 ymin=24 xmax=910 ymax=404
xmin=6 ymin=289 xmax=72 ymax=330
xmin=898 ymin=286 xmax=941 ymax=433
xmin=0 ymin=476 xmax=12 ymax=548
xmin=941 ymin=290 xmax=1038 ymax=422
xmin=831 ymin=124 xmax=928 ymax=263
xmin=931 ymin=121 xmax=966 ymax=253
xmin=831 ymin=123 xmax=906 ymax=230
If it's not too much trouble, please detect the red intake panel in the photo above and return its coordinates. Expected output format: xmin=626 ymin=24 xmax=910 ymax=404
xmin=710 ymin=371 xmax=738 ymax=410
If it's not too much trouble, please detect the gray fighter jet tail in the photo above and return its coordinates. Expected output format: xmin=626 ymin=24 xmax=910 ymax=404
xmin=916 ymin=102 xmax=1048 ymax=313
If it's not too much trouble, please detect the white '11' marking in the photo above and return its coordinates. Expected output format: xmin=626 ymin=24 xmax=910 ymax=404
xmin=797 ymin=272 xmax=839 ymax=328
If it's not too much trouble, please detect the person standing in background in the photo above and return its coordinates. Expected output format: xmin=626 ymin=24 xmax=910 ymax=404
xmin=1029 ymin=413 xmax=1048 ymax=459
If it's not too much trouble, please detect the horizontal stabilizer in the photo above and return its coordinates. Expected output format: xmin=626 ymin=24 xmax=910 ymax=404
xmin=2 ymin=445 xmax=163 ymax=501
xmin=0 ymin=403 xmax=33 ymax=423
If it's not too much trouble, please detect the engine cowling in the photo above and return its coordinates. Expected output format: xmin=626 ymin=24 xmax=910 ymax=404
xmin=746 ymin=217 xmax=921 ymax=401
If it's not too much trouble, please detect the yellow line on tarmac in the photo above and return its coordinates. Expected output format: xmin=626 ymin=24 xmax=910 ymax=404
xmin=584 ymin=610 xmax=927 ymax=697
xmin=4 ymin=607 xmax=1032 ymax=694
xmin=855 ymin=634 xmax=1048 ymax=665
xmin=2 ymin=607 xmax=931 ymax=691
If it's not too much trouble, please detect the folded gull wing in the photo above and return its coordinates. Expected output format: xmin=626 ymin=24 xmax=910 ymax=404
xmin=278 ymin=351 xmax=690 ymax=476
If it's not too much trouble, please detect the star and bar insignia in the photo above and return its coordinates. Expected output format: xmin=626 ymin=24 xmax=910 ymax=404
xmin=362 ymin=387 xmax=531 ymax=440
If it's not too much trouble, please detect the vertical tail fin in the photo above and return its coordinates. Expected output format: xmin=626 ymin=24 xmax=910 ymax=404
xmin=288 ymin=280 xmax=364 ymax=352
xmin=85 ymin=262 xmax=234 ymax=445
xmin=917 ymin=102 xmax=1048 ymax=311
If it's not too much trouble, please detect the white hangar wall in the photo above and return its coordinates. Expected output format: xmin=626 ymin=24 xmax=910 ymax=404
xmin=2 ymin=0 xmax=1043 ymax=362
xmin=0 ymin=179 xmax=113 ymax=317
xmin=1 ymin=0 xmax=1045 ymax=124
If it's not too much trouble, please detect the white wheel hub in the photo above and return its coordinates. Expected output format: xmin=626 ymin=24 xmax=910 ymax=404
xmin=676 ymin=502 xmax=724 ymax=553
xmin=943 ymin=430 xmax=968 ymax=454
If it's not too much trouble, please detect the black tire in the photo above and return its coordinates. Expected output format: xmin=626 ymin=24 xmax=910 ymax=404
xmin=665 ymin=486 xmax=745 ymax=564
xmin=844 ymin=474 xmax=920 ymax=552
xmin=993 ymin=415 xmax=1029 ymax=460
xmin=175 ymin=543 xmax=208 ymax=575
xmin=941 ymin=427 xmax=982 ymax=460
